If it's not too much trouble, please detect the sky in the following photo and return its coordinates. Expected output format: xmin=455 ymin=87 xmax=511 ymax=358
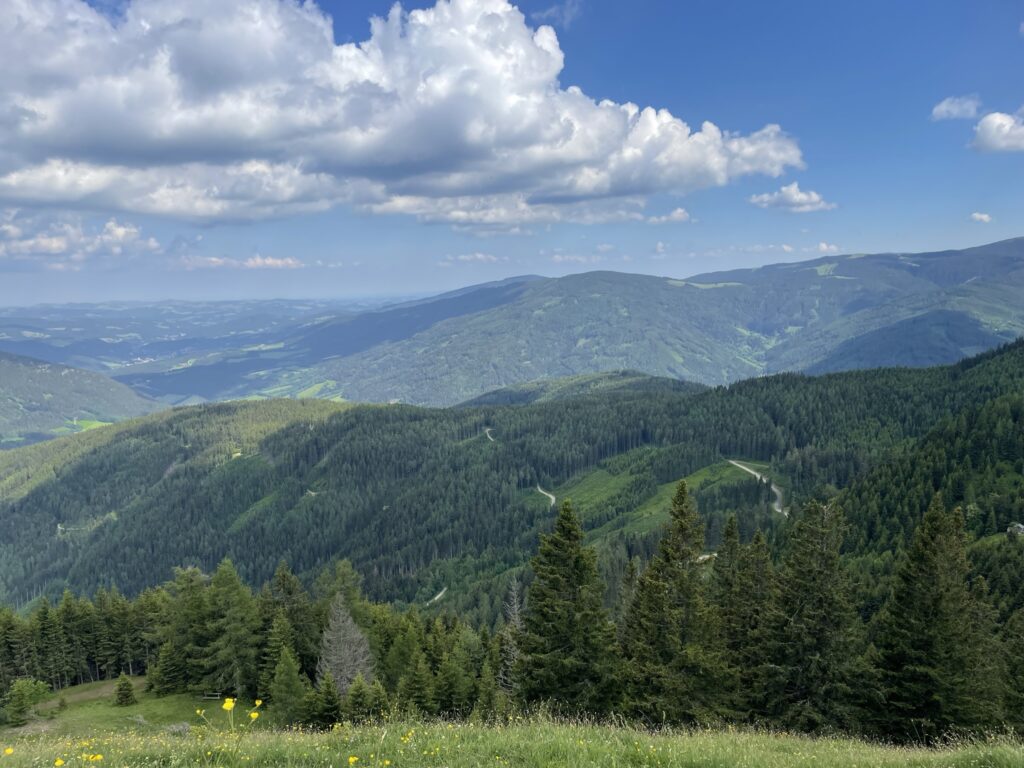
xmin=0 ymin=0 xmax=1021 ymax=304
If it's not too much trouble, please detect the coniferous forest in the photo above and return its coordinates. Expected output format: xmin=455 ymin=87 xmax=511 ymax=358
xmin=1 ymin=341 xmax=1024 ymax=744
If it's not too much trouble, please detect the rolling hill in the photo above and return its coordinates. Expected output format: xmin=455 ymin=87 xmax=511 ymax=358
xmin=111 ymin=238 xmax=1024 ymax=406
xmin=3 ymin=339 xmax=1023 ymax=619
xmin=0 ymin=352 xmax=159 ymax=447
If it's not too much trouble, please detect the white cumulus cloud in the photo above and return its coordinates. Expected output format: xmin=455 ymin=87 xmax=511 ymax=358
xmin=0 ymin=209 xmax=159 ymax=270
xmin=974 ymin=110 xmax=1024 ymax=151
xmin=748 ymin=182 xmax=836 ymax=213
xmin=816 ymin=242 xmax=840 ymax=254
xmin=931 ymin=95 xmax=981 ymax=121
xmin=648 ymin=207 xmax=690 ymax=224
xmin=971 ymin=212 xmax=992 ymax=223
xmin=0 ymin=0 xmax=803 ymax=225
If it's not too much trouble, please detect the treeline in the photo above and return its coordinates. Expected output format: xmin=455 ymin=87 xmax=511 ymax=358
xmin=3 ymin=484 xmax=1022 ymax=743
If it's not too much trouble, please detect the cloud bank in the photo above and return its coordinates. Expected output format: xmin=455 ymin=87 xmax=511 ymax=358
xmin=0 ymin=0 xmax=803 ymax=226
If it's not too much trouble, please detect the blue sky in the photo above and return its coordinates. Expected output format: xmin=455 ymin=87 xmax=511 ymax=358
xmin=0 ymin=0 xmax=1020 ymax=303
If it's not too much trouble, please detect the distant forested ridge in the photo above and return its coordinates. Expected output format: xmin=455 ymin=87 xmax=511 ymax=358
xmin=0 ymin=351 xmax=158 ymax=447
xmin=1 ymin=339 xmax=1023 ymax=624
xmin=0 ymin=239 xmax=1012 ymax=407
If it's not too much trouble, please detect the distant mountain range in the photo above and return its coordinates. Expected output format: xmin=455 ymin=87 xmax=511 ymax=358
xmin=112 ymin=238 xmax=1024 ymax=406
xmin=1 ymin=238 xmax=1022 ymax=411
xmin=0 ymin=351 xmax=157 ymax=446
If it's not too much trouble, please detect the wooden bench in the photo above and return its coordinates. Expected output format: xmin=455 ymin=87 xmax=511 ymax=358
xmin=199 ymin=692 xmax=222 ymax=700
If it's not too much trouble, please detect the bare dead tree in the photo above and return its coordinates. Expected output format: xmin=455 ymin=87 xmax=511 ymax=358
xmin=316 ymin=593 xmax=373 ymax=694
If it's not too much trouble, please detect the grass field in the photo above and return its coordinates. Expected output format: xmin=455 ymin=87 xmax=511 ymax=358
xmin=2 ymin=680 xmax=1021 ymax=767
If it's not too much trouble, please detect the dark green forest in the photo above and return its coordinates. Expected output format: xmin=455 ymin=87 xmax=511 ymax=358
xmin=2 ymin=340 xmax=1024 ymax=740
xmin=3 ymin=339 xmax=1024 ymax=619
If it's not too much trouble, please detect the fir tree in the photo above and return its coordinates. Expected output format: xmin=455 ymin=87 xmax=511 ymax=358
xmin=621 ymin=482 xmax=733 ymax=723
xmin=114 ymin=673 xmax=137 ymax=706
xmin=874 ymin=496 xmax=1006 ymax=740
xmin=204 ymin=560 xmax=260 ymax=697
xmin=518 ymin=501 xmax=619 ymax=714
xmin=148 ymin=641 xmax=187 ymax=696
xmin=259 ymin=611 xmax=296 ymax=697
xmin=311 ymin=671 xmax=343 ymax=727
xmin=471 ymin=660 xmax=506 ymax=722
xmin=269 ymin=647 xmax=308 ymax=725
xmin=761 ymin=501 xmax=867 ymax=732
xmin=397 ymin=652 xmax=436 ymax=716
xmin=1003 ymin=608 xmax=1024 ymax=729
xmin=731 ymin=530 xmax=778 ymax=719
xmin=344 ymin=673 xmax=372 ymax=721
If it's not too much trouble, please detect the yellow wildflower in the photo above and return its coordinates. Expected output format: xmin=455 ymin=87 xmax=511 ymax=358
xmin=55 ymin=760 xmax=65 ymax=767
xmin=3 ymin=748 xmax=12 ymax=756
xmin=249 ymin=711 xmax=259 ymax=720
xmin=222 ymin=698 xmax=236 ymax=712
xmin=348 ymin=757 xmax=359 ymax=765
xmin=254 ymin=699 xmax=263 ymax=707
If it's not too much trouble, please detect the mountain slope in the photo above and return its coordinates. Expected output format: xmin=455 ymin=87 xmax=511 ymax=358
xmin=0 ymin=352 xmax=159 ymax=446
xmin=4 ymin=340 xmax=1023 ymax=614
xmin=110 ymin=238 xmax=1024 ymax=406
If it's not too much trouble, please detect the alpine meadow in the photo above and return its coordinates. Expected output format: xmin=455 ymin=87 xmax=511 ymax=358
xmin=1 ymin=1 xmax=1023 ymax=766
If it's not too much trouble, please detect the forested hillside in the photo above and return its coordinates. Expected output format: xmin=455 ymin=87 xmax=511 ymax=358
xmin=3 ymin=340 xmax=1023 ymax=621
xmin=103 ymin=239 xmax=1024 ymax=406
xmin=0 ymin=352 xmax=158 ymax=447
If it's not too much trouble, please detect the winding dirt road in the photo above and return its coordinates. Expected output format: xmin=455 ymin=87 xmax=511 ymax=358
xmin=727 ymin=460 xmax=786 ymax=516
xmin=536 ymin=485 xmax=556 ymax=508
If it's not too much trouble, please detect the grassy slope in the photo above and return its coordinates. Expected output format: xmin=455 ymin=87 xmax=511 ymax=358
xmin=0 ymin=352 xmax=159 ymax=446
xmin=557 ymin=458 xmax=762 ymax=543
xmin=1 ymin=681 xmax=1020 ymax=767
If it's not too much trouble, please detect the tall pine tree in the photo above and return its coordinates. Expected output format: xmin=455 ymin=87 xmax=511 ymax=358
xmin=873 ymin=496 xmax=1006 ymax=740
xmin=760 ymin=501 xmax=867 ymax=732
xmin=518 ymin=501 xmax=619 ymax=714
xmin=621 ymin=481 xmax=733 ymax=723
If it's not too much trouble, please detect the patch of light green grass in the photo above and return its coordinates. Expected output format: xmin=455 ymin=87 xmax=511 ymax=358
xmin=3 ymin=715 xmax=1020 ymax=767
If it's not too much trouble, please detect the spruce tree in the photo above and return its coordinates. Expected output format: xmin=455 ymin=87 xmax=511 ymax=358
xmin=149 ymin=641 xmax=187 ymax=696
xmin=397 ymin=651 xmax=436 ymax=715
xmin=761 ymin=500 xmax=867 ymax=732
xmin=731 ymin=530 xmax=778 ymax=719
xmin=621 ymin=482 xmax=733 ymax=722
xmin=874 ymin=496 xmax=1006 ymax=740
xmin=269 ymin=647 xmax=308 ymax=725
xmin=259 ymin=611 xmax=296 ymax=697
xmin=344 ymin=673 xmax=372 ymax=721
xmin=204 ymin=559 xmax=260 ymax=697
xmin=518 ymin=501 xmax=619 ymax=714
xmin=471 ymin=660 xmax=499 ymax=721
xmin=114 ymin=673 xmax=137 ymax=706
xmin=311 ymin=671 xmax=343 ymax=727
xmin=1003 ymin=608 xmax=1024 ymax=729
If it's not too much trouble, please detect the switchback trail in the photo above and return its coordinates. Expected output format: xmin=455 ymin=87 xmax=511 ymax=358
xmin=727 ymin=460 xmax=785 ymax=516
